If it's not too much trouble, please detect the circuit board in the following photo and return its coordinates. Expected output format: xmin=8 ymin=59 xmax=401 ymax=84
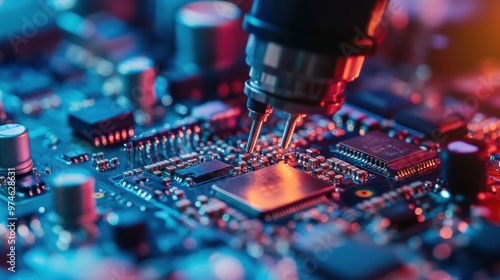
xmin=1 ymin=1 xmax=500 ymax=280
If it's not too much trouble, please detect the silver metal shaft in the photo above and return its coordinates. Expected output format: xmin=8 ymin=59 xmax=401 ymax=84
xmin=280 ymin=114 xmax=303 ymax=149
xmin=246 ymin=119 xmax=264 ymax=153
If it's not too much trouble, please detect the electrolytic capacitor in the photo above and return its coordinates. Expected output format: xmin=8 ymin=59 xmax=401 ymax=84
xmin=0 ymin=124 xmax=33 ymax=176
xmin=441 ymin=138 xmax=488 ymax=202
xmin=118 ymin=56 xmax=157 ymax=112
xmin=52 ymin=170 xmax=99 ymax=229
xmin=105 ymin=210 xmax=149 ymax=255
xmin=175 ymin=1 xmax=244 ymax=70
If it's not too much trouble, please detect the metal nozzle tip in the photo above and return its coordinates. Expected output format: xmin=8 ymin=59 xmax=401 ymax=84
xmin=246 ymin=119 xmax=264 ymax=153
xmin=280 ymin=114 xmax=304 ymax=149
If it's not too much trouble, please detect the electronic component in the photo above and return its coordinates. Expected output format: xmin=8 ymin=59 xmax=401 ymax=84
xmin=394 ymin=107 xmax=467 ymax=140
xmin=337 ymin=131 xmax=438 ymax=180
xmin=346 ymin=90 xmax=413 ymax=118
xmin=16 ymin=176 xmax=46 ymax=196
xmin=68 ymin=100 xmax=135 ymax=146
xmin=106 ymin=210 xmax=149 ymax=254
xmin=52 ymin=170 xmax=99 ymax=229
xmin=441 ymin=139 xmax=488 ymax=201
xmin=175 ymin=160 xmax=231 ymax=184
xmin=0 ymin=66 xmax=52 ymax=101
xmin=0 ymin=124 xmax=33 ymax=175
xmin=294 ymin=227 xmax=401 ymax=280
xmin=191 ymin=101 xmax=241 ymax=134
xmin=63 ymin=149 xmax=89 ymax=164
xmin=212 ymin=163 xmax=335 ymax=220
xmin=175 ymin=1 xmax=244 ymax=70
xmin=118 ymin=56 xmax=157 ymax=113
xmin=378 ymin=201 xmax=420 ymax=230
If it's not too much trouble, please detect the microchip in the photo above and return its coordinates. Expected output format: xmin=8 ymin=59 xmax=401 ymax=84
xmin=63 ymin=149 xmax=89 ymax=164
xmin=293 ymin=225 xmax=401 ymax=280
xmin=175 ymin=160 xmax=231 ymax=184
xmin=346 ymin=90 xmax=413 ymax=118
xmin=394 ymin=107 xmax=467 ymax=141
xmin=378 ymin=201 xmax=419 ymax=230
xmin=212 ymin=163 xmax=335 ymax=220
xmin=68 ymin=100 xmax=135 ymax=146
xmin=191 ymin=101 xmax=240 ymax=134
xmin=17 ymin=176 xmax=47 ymax=196
xmin=0 ymin=65 xmax=53 ymax=101
xmin=337 ymin=131 xmax=438 ymax=180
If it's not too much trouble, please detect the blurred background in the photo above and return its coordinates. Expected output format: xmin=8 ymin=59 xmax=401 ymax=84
xmin=1 ymin=0 xmax=500 ymax=121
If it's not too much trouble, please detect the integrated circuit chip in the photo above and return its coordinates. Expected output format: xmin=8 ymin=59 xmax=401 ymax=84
xmin=68 ymin=100 xmax=135 ymax=146
xmin=294 ymin=225 xmax=401 ymax=280
xmin=212 ymin=163 xmax=335 ymax=220
xmin=346 ymin=90 xmax=413 ymax=118
xmin=63 ymin=149 xmax=89 ymax=164
xmin=394 ymin=106 xmax=467 ymax=140
xmin=175 ymin=160 xmax=231 ymax=184
xmin=337 ymin=131 xmax=438 ymax=180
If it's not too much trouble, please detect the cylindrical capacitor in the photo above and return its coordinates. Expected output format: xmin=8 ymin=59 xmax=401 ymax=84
xmin=105 ymin=210 xmax=148 ymax=254
xmin=441 ymin=138 xmax=488 ymax=201
xmin=118 ymin=56 xmax=157 ymax=112
xmin=175 ymin=1 xmax=244 ymax=70
xmin=0 ymin=124 xmax=33 ymax=176
xmin=53 ymin=170 xmax=98 ymax=229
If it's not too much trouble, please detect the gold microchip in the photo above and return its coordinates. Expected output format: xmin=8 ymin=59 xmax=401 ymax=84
xmin=212 ymin=163 xmax=335 ymax=220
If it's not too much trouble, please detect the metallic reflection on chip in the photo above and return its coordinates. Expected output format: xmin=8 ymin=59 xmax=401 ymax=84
xmin=212 ymin=163 xmax=335 ymax=220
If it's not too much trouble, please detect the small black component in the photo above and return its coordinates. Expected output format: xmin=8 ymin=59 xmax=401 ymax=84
xmin=468 ymin=222 xmax=500 ymax=258
xmin=212 ymin=163 xmax=335 ymax=220
xmin=378 ymin=201 xmax=419 ymax=230
xmin=63 ymin=149 xmax=89 ymax=164
xmin=106 ymin=210 xmax=148 ymax=252
xmin=441 ymin=138 xmax=488 ymax=201
xmin=68 ymin=100 xmax=134 ymax=146
xmin=294 ymin=226 xmax=401 ymax=280
xmin=175 ymin=160 xmax=231 ymax=184
xmin=346 ymin=90 xmax=413 ymax=118
xmin=394 ymin=107 xmax=467 ymax=140
xmin=337 ymin=131 xmax=438 ymax=180
xmin=17 ymin=176 xmax=46 ymax=196
xmin=125 ymin=174 xmax=149 ymax=185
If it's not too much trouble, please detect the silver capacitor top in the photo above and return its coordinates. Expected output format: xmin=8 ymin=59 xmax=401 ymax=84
xmin=0 ymin=124 xmax=33 ymax=175
xmin=175 ymin=1 xmax=244 ymax=71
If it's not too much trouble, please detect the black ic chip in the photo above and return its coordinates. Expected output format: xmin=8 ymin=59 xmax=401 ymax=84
xmin=212 ymin=163 xmax=335 ymax=220
xmin=294 ymin=225 xmax=401 ymax=280
xmin=68 ymin=100 xmax=134 ymax=146
xmin=63 ymin=149 xmax=89 ymax=164
xmin=379 ymin=201 xmax=419 ymax=230
xmin=337 ymin=131 xmax=438 ymax=180
xmin=175 ymin=160 xmax=231 ymax=184
xmin=394 ymin=106 xmax=467 ymax=141
xmin=17 ymin=176 xmax=46 ymax=196
xmin=346 ymin=90 xmax=413 ymax=118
